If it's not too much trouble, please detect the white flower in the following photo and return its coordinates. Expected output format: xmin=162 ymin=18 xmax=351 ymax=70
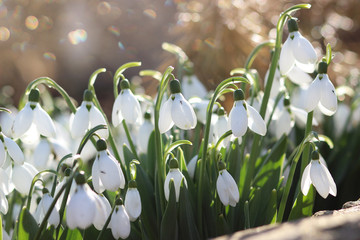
xmin=91 ymin=192 xmax=111 ymax=231
xmin=12 ymin=162 xmax=38 ymax=195
xmin=112 ymin=79 xmax=142 ymax=126
xmin=301 ymin=151 xmax=336 ymax=199
xmin=304 ymin=62 xmax=337 ymax=116
xmin=279 ymin=19 xmax=317 ymax=75
xmin=109 ymin=201 xmax=131 ymax=239
xmin=136 ymin=112 xmax=154 ymax=153
xmin=0 ymin=165 xmax=14 ymax=196
xmin=182 ymin=75 xmax=207 ymax=99
xmin=12 ymin=89 xmax=56 ymax=139
xmin=187 ymin=155 xmax=198 ymax=179
xmin=216 ymin=162 xmax=239 ymax=207
xmin=66 ymin=173 xmax=102 ymax=229
xmin=34 ymin=190 xmax=60 ymax=227
xmin=264 ymin=67 xmax=285 ymax=99
xmin=70 ymin=90 xmax=108 ymax=139
xmin=125 ymin=181 xmax=141 ymax=221
xmin=164 ymin=159 xmax=187 ymax=202
xmin=92 ymin=139 xmax=125 ymax=193
xmin=0 ymin=132 xmax=25 ymax=167
xmin=212 ymin=108 xmax=231 ymax=148
xmin=287 ymin=65 xmax=313 ymax=86
xmin=228 ymin=89 xmax=266 ymax=138
xmin=0 ymin=189 xmax=8 ymax=214
xmin=189 ymin=97 xmax=214 ymax=125
xmin=159 ymin=79 xmax=197 ymax=133
xmin=333 ymin=103 xmax=351 ymax=138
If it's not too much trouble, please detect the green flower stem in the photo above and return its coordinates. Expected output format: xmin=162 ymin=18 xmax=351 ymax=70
xmin=34 ymin=168 xmax=78 ymax=240
xmin=96 ymin=203 xmax=116 ymax=240
xmin=241 ymin=3 xmax=311 ymax=204
xmin=214 ymin=130 xmax=233 ymax=150
xmin=197 ymin=76 xmax=249 ymax=235
xmin=154 ymin=66 xmax=174 ymax=214
xmin=5 ymin=191 xmax=17 ymax=232
xmin=113 ymin=62 xmax=142 ymax=98
xmin=19 ymin=77 xmax=76 ymax=113
xmin=300 ymin=111 xmax=313 ymax=173
xmin=122 ymin=119 xmax=140 ymax=160
xmin=244 ymin=40 xmax=275 ymax=70
xmin=50 ymin=153 xmax=73 ymax=199
xmin=26 ymin=170 xmax=57 ymax=209
xmin=76 ymin=125 xmax=107 ymax=155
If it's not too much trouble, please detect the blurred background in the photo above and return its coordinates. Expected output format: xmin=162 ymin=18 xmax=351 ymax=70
xmin=0 ymin=0 xmax=360 ymax=211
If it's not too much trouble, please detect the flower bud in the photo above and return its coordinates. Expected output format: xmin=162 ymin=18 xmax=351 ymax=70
xmin=170 ymin=79 xmax=181 ymax=94
xmin=28 ymin=89 xmax=40 ymax=102
xmin=311 ymin=150 xmax=320 ymax=160
xmin=233 ymin=89 xmax=245 ymax=101
xmin=120 ymin=79 xmax=130 ymax=89
xmin=317 ymin=62 xmax=328 ymax=74
xmin=96 ymin=139 xmax=107 ymax=151
xmin=83 ymin=89 xmax=93 ymax=102
xmin=287 ymin=18 xmax=298 ymax=33
xmin=169 ymin=158 xmax=179 ymax=169
xmin=75 ymin=171 xmax=86 ymax=185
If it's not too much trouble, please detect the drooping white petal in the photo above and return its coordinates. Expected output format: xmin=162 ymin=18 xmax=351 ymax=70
xmin=119 ymin=89 xmax=142 ymax=124
xmin=221 ymin=170 xmax=239 ymax=207
xmin=3 ymin=136 xmax=24 ymax=165
xmin=0 ymin=189 xmax=8 ymax=214
xmin=295 ymin=61 xmax=316 ymax=74
xmin=91 ymin=191 xmax=109 ymax=230
xmin=291 ymin=32 xmax=317 ymax=72
xmin=274 ymin=110 xmax=293 ymax=139
xmin=70 ymin=102 xmax=90 ymax=139
xmin=125 ymin=188 xmax=142 ymax=221
xmin=333 ymin=103 xmax=350 ymax=137
xmin=112 ymin=94 xmax=123 ymax=127
xmin=33 ymin=139 xmax=51 ymax=170
xmin=287 ymin=65 xmax=313 ymax=86
xmin=136 ymin=120 xmax=154 ymax=153
xmin=279 ymin=35 xmax=296 ymax=75
xmin=33 ymin=104 xmax=56 ymax=138
xmin=0 ymin=110 xmax=15 ymax=137
xmin=189 ymin=97 xmax=213 ymax=125
xmin=91 ymin=158 xmax=105 ymax=193
xmin=310 ymin=160 xmax=330 ymax=198
xmin=171 ymin=93 xmax=197 ymax=130
xmin=319 ymin=74 xmax=337 ymax=116
xmin=159 ymin=97 xmax=174 ymax=133
xmin=228 ymin=101 xmax=248 ymax=138
xmin=246 ymin=103 xmax=267 ymax=136
xmin=89 ymin=104 xmax=108 ymax=138
xmin=42 ymin=193 xmax=60 ymax=227
xmin=98 ymin=151 xmax=125 ymax=191
xmin=12 ymin=103 xmax=34 ymax=138
xmin=182 ymin=75 xmax=208 ymax=99
xmin=216 ymin=171 xmax=229 ymax=206
xmin=66 ymin=185 xmax=96 ymax=229
xmin=304 ymin=76 xmax=321 ymax=113
xmin=0 ymin=141 xmax=6 ymax=167
xmin=164 ymin=169 xmax=187 ymax=202
xmin=320 ymin=162 xmax=337 ymax=197
xmin=187 ymin=155 xmax=198 ymax=179
xmin=265 ymin=68 xmax=284 ymax=99
xmin=290 ymin=106 xmax=311 ymax=127
xmin=12 ymin=162 xmax=38 ymax=195
xmin=213 ymin=115 xmax=230 ymax=148
xmin=109 ymin=205 xmax=131 ymax=239
xmin=0 ymin=166 xmax=13 ymax=195
xmin=50 ymin=139 xmax=71 ymax=160
xmin=301 ymin=162 xmax=312 ymax=196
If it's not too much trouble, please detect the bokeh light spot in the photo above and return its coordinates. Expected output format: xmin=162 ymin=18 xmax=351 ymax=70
xmin=108 ymin=25 xmax=120 ymax=36
xmin=0 ymin=5 xmax=8 ymax=18
xmin=68 ymin=29 xmax=87 ymax=45
xmin=25 ymin=16 xmax=39 ymax=30
xmin=43 ymin=52 xmax=56 ymax=61
xmin=204 ymin=38 xmax=215 ymax=48
xmin=143 ymin=9 xmax=157 ymax=19
xmin=0 ymin=26 xmax=10 ymax=41
xmin=118 ymin=41 xmax=125 ymax=50
xmin=97 ymin=1 xmax=111 ymax=15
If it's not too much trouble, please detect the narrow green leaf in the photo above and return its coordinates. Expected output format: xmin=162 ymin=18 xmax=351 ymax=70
xmin=249 ymin=187 xmax=261 ymax=227
xmin=59 ymin=227 xmax=83 ymax=240
xmin=88 ymin=68 xmax=106 ymax=89
xmin=288 ymin=186 xmax=315 ymax=220
xmin=17 ymin=207 xmax=39 ymax=240
xmin=146 ymin=131 xmax=156 ymax=180
xmin=316 ymin=134 xmax=334 ymax=149
xmin=264 ymin=189 xmax=277 ymax=224
xmin=0 ymin=214 xmax=3 ymax=240
xmin=178 ymin=182 xmax=200 ymax=240
xmin=326 ymin=43 xmax=332 ymax=65
xmin=164 ymin=140 xmax=192 ymax=161
xmin=160 ymin=180 xmax=178 ymax=240
xmin=123 ymin=144 xmax=135 ymax=180
xmin=244 ymin=201 xmax=250 ymax=229
xmin=139 ymin=70 xmax=162 ymax=81
xmin=230 ymin=68 xmax=246 ymax=76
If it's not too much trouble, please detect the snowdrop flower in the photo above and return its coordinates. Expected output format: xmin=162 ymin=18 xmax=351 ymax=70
xmin=109 ymin=198 xmax=131 ymax=239
xmin=12 ymin=162 xmax=38 ymax=195
xmin=112 ymin=79 xmax=142 ymax=126
xmin=12 ymin=89 xmax=56 ymax=139
xmin=212 ymin=108 xmax=231 ymax=148
xmin=92 ymin=139 xmax=125 ymax=193
xmin=0 ymin=128 xmax=25 ymax=167
xmin=136 ymin=111 xmax=154 ymax=153
xmin=189 ymin=97 xmax=214 ymax=125
xmin=265 ymin=66 xmax=285 ymax=99
xmin=279 ymin=19 xmax=317 ymax=75
xmin=66 ymin=172 xmax=104 ymax=229
xmin=182 ymin=74 xmax=208 ymax=99
xmin=34 ymin=188 xmax=60 ymax=227
xmin=333 ymin=103 xmax=351 ymax=138
xmin=164 ymin=158 xmax=187 ymax=202
xmin=92 ymin=193 xmax=111 ymax=230
xmin=70 ymin=90 xmax=108 ymax=139
xmin=216 ymin=162 xmax=239 ymax=207
xmin=304 ymin=62 xmax=337 ymax=116
xmin=187 ymin=155 xmax=198 ymax=179
xmin=0 ymin=189 xmax=8 ymax=214
xmin=125 ymin=180 xmax=142 ymax=221
xmin=159 ymin=79 xmax=197 ymax=133
xmin=301 ymin=151 xmax=336 ymax=199
xmin=228 ymin=89 xmax=266 ymax=138
xmin=287 ymin=65 xmax=313 ymax=86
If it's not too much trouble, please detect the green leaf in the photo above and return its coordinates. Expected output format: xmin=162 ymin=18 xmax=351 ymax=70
xmin=164 ymin=140 xmax=192 ymax=161
xmin=162 ymin=42 xmax=188 ymax=62
xmin=0 ymin=107 xmax=11 ymax=113
xmin=244 ymin=201 xmax=250 ymax=229
xmin=249 ymin=187 xmax=261 ymax=227
xmin=59 ymin=227 xmax=83 ymax=240
xmin=264 ymin=189 xmax=277 ymax=224
xmin=88 ymin=68 xmax=106 ymax=89
xmin=146 ymin=131 xmax=156 ymax=180
xmin=178 ymin=181 xmax=200 ymax=240
xmin=288 ymin=186 xmax=315 ymax=220
xmin=139 ymin=70 xmax=162 ymax=81
xmin=17 ymin=207 xmax=39 ymax=240
xmin=0 ymin=214 xmax=3 ymax=240
xmin=123 ymin=144 xmax=136 ymax=179
xmin=326 ymin=43 xmax=332 ymax=65
xmin=114 ymin=62 xmax=142 ymax=82
xmin=160 ymin=180 xmax=178 ymax=240
xmin=226 ymin=139 xmax=241 ymax=185
xmin=230 ymin=68 xmax=246 ymax=76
